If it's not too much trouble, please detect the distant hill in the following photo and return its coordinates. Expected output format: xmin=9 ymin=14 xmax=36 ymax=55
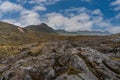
xmin=0 ymin=22 xmax=56 ymax=45
xmin=113 ymin=33 xmax=120 ymax=36
xmin=25 ymin=23 xmax=111 ymax=36
xmin=25 ymin=23 xmax=56 ymax=34
xmin=0 ymin=21 xmax=113 ymax=45
xmin=56 ymin=29 xmax=111 ymax=36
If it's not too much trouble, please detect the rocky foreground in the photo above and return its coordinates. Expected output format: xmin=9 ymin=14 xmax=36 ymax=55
xmin=0 ymin=40 xmax=120 ymax=80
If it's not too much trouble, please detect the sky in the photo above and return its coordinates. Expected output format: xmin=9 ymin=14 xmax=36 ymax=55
xmin=0 ymin=0 xmax=120 ymax=33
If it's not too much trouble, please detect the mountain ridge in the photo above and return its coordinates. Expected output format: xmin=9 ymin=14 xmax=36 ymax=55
xmin=56 ymin=29 xmax=111 ymax=36
xmin=0 ymin=21 xmax=113 ymax=36
xmin=0 ymin=21 xmax=118 ymax=45
xmin=25 ymin=23 xmax=56 ymax=34
xmin=0 ymin=21 xmax=57 ymax=45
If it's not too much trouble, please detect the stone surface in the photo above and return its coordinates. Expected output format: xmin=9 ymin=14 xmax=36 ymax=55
xmin=0 ymin=41 xmax=120 ymax=80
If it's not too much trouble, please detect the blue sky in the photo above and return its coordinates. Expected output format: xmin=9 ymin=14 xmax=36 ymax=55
xmin=0 ymin=0 xmax=120 ymax=33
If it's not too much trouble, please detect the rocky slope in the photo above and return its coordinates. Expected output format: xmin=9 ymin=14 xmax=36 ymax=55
xmin=25 ymin=23 xmax=56 ymax=34
xmin=0 ymin=40 xmax=119 ymax=80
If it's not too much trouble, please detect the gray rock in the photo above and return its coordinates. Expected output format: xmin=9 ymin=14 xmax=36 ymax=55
xmin=24 ymin=75 xmax=32 ymax=80
xmin=0 ymin=41 xmax=119 ymax=80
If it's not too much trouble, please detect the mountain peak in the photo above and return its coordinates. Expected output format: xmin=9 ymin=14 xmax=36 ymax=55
xmin=40 ymin=23 xmax=47 ymax=26
xmin=25 ymin=23 xmax=56 ymax=34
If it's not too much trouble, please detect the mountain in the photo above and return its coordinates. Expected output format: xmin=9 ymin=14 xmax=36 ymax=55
xmin=55 ymin=29 xmax=77 ymax=36
xmin=0 ymin=21 xmax=112 ymax=45
xmin=0 ymin=21 xmax=26 ymax=33
xmin=56 ymin=29 xmax=111 ymax=36
xmin=77 ymin=30 xmax=111 ymax=36
xmin=112 ymin=33 xmax=120 ymax=36
xmin=25 ymin=23 xmax=112 ymax=36
xmin=0 ymin=22 xmax=56 ymax=45
xmin=0 ymin=21 xmax=29 ymax=45
xmin=25 ymin=23 xmax=56 ymax=34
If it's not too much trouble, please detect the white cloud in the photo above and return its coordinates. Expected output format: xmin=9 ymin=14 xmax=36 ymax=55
xmin=17 ymin=0 xmax=61 ymax=5
xmin=44 ymin=7 xmax=120 ymax=33
xmin=107 ymin=26 xmax=120 ymax=33
xmin=16 ymin=0 xmax=61 ymax=12
xmin=32 ymin=6 xmax=46 ymax=11
xmin=1 ymin=10 xmax=41 ymax=27
xmin=111 ymin=0 xmax=120 ymax=11
xmin=44 ymin=8 xmax=106 ymax=31
xmin=0 ymin=1 xmax=41 ymax=27
xmin=65 ymin=13 xmax=92 ymax=31
xmin=2 ymin=10 xmax=41 ymax=27
xmin=45 ymin=12 xmax=93 ymax=31
xmin=97 ymin=21 xmax=111 ymax=27
xmin=45 ymin=13 xmax=68 ymax=29
xmin=92 ymin=9 xmax=103 ymax=16
xmin=29 ymin=0 xmax=60 ymax=5
xmin=115 ymin=13 xmax=120 ymax=19
xmin=19 ymin=10 xmax=41 ymax=26
xmin=0 ymin=1 xmax=23 ymax=13
xmin=62 ymin=7 xmax=88 ymax=15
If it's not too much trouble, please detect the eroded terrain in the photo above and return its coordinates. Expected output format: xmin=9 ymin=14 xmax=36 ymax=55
xmin=0 ymin=35 xmax=120 ymax=80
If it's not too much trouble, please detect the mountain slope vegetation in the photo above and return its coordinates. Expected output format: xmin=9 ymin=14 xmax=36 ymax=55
xmin=0 ymin=21 xmax=57 ymax=45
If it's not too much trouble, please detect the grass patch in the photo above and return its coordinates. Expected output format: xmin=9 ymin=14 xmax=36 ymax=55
xmin=67 ymin=66 xmax=81 ymax=75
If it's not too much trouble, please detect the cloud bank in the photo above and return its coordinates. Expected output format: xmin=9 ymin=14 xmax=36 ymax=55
xmin=111 ymin=0 xmax=120 ymax=11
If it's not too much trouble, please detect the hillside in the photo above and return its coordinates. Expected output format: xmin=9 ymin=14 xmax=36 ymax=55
xmin=0 ymin=21 xmax=26 ymax=33
xmin=25 ymin=23 xmax=56 ymax=34
xmin=0 ymin=21 xmax=28 ymax=45
xmin=0 ymin=22 xmax=57 ymax=45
